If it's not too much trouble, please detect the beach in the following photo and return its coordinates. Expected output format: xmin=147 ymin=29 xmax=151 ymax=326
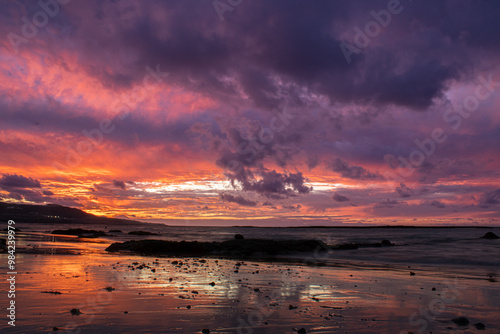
xmin=1 ymin=226 xmax=499 ymax=333
xmin=2 ymin=1 xmax=500 ymax=333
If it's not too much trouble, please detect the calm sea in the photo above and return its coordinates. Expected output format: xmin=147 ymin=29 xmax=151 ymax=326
xmin=19 ymin=224 xmax=500 ymax=279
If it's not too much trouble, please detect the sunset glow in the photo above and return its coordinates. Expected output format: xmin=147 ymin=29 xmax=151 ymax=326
xmin=1 ymin=0 xmax=499 ymax=226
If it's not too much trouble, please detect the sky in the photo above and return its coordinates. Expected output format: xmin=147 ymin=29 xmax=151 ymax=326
xmin=1 ymin=0 xmax=499 ymax=226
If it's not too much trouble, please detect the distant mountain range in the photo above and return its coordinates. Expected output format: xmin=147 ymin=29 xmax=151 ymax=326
xmin=0 ymin=202 xmax=143 ymax=226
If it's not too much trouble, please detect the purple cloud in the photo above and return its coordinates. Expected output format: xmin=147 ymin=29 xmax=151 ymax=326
xmin=326 ymin=158 xmax=379 ymax=180
xmin=219 ymin=193 xmax=257 ymax=207
xmin=396 ymin=183 xmax=412 ymax=198
xmin=332 ymin=192 xmax=350 ymax=202
xmin=478 ymin=189 xmax=500 ymax=208
xmin=0 ymin=174 xmax=41 ymax=189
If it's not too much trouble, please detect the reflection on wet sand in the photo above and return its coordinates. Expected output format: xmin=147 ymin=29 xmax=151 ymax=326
xmin=0 ymin=233 xmax=499 ymax=333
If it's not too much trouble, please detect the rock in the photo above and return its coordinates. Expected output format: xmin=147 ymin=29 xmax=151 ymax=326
xmin=298 ymin=328 xmax=307 ymax=334
xmin=234 ymin=234 xmax=245 ymax=240
xmin=331 ymin=243 xmax=359 ymax=250
xmin=201 ymin=329 xmax=210 ymax=334
xmin=473 ymin=322 xmax=486 ymax=330
xmin=70 ymin=308 xmax=82 ymax=316
xmin=104 ymin=287 xmax=115 ymax=292
xmin=410 ymin=272 xmax=416 ymax=276
xmin=381 ymin=239 xmax=394 ymax=246
xmin=105 ymin=238 xmax=330 ymax=257
xmin=332 ymin=240 xmax=394 ymax=250
xmin=128 ymin=231 xmax=159 ymax=236
xmin=289 ymin=304 xmax=298 ymax=310
xmin=481 ymin=232 xmax=499 ymax=239
xmin=52 ymin=229 xmax=108 ymax=238
xmin=452 ymin=316 xmax=470 ymax=326
xmin=209 ymin=282 xmax=215 ymax=286
xmin=53 ymin=327 xmax=59 ymax=331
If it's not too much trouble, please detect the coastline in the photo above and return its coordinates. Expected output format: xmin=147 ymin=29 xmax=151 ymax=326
xmin=1 ymin=228 xmax=499 ymax=333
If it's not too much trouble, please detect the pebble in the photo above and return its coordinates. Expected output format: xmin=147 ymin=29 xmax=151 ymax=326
xmin=452 ymin=316 xmax=470 ymax=326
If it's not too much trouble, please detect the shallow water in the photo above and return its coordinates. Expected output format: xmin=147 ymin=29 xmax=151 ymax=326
xmin=1 ymin=250 xmax=499 ymax=333
xmin=15 ymin=225 xmax=500 ymax=276
xmin=1 ymin=225 xmax=499 ymax=333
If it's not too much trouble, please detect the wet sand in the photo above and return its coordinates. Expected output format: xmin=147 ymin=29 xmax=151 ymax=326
xmin=1 ymin=232 xmax=499 ymax=333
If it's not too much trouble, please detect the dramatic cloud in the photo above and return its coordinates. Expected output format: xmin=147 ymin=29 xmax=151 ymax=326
xmin=0 ymin=174 xmax=42 ymax=202
xmin=113 ymin=180 xmax=127 ymax=190
xmin=282 ymin=204 xmax=302 ymax=211
xmin=226 ymin=169 xmax=312 ymax=198
xmin=0 ymin=174 xmax=41 ymax=189
xmin=478 ymin=189 xmax=500 ymax=208
xmin=375 ymin=199 xmax=402 ymax=209
xmin=0 ymin=174 xmax=59 ymax=203
xmin=0 ymin=1 xmax=499 ymax=225
xmin=430 ymin=200 xmax=446 ymax=209
xmin=332 ymin=192 xmax=350 ymax=202
xmin=396 ymin=183 xmax=412 ymax=198
xmin=219 ymin=193 xmax=257 ymax=207
xmin=326 ymin=158 xmax=379 ymax=180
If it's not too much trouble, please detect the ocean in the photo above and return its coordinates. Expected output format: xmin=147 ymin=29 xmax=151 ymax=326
xmin=20 ymin=224 xmax=500 ymax=280
xmin=3 ymin=224 xmax=500 ymax=333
